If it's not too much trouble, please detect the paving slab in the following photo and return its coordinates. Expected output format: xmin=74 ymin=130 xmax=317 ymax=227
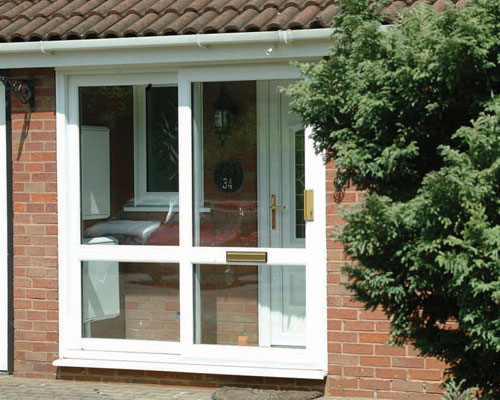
xmin=0 ymin=376 xmax=336 ymax=400
xmin=0 ymin=375 xmax=212 ymax=400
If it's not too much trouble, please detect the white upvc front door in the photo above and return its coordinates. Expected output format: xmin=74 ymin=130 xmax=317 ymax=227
xmin=257 ymin=80 xmax=306 ymax=347
xmin=0 ymin=82 xmax=8 ymax=372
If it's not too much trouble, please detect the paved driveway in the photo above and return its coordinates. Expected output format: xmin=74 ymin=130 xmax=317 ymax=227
xmin=0 ymin=375 xmax=213 ymax=399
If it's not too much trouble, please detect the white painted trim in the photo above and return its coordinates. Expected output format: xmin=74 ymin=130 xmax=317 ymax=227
xmin=0 ymin=83 xmax=7 ymax=372
xmin=304 ymin=125 xmax=328 ymax=374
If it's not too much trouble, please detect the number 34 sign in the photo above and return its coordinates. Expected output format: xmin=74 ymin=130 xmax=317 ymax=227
xmin=214 ymin=160 xmax=243 ymax=193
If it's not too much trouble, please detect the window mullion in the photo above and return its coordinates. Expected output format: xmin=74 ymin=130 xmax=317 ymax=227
xmin=178 ymin=75 xmax=194 ymax=348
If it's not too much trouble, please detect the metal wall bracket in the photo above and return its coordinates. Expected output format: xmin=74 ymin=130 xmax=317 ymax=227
xmin=0 ymin=76 xmax=35 ymax=112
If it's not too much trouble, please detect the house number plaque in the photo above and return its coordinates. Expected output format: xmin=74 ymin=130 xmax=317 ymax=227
xmin=214 ymin=161 xmax=243 ymax=193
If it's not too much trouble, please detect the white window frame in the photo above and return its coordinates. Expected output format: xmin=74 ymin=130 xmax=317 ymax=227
xmin=55 ymin=64 xmax=327 ymax=379
xmin=132 ymin=84 xmax=179 ymax=208
xmin=0 ymin=82 xmax=8 ymax=372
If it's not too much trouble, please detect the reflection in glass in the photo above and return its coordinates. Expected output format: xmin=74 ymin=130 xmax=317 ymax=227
xmin=195 ymin=264 xmax=259 ymax=346
xmin=79 ymin=86 xmax=179 ymax=246
xmin=82 ymin=261 xmax=179 ymax=341
xmin=146 ymin=86 xmax=178 ymax=193
xmin=194 ymin=264 xmax=306 ymax=348
xmin=192 ymin=80 xmax=306 ymax=249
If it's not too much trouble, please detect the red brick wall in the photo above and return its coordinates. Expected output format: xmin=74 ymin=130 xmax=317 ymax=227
xmin=8 ymin=68 xmax=447 ymax=396
xmin=10 ymin=68 xmax=58 ymax=378
xmin=324 ymin=161 xmax=446 ymax=399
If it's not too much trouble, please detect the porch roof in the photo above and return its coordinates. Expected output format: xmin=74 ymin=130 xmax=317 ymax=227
xmin=0 ymin=0 xmax=465 ymax=43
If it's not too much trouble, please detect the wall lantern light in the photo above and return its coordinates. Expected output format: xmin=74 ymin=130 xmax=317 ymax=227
xmin=0 ymin=76 xmax=35 ymax=112
xmin=212 ymin=89 xmax=237 ymax=146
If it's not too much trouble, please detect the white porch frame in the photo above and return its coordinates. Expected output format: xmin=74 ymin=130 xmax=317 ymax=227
xmin=54 ymin=63 xmax=327 ymax=379
xmin=0 ymin=82 xmax=8 ymax=372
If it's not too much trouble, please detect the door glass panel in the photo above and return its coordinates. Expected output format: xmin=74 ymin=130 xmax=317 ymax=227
xmin=192 ymin=80 xmax=306 ymax=248
xmin=194 ymin=264 xmax=305 ymax=348
xmin=82 ymin=261 xmax=179 ymax=341
xmin=295 ymin=129 xmax=306 ymax=240
xmin=79 ymin=86 xmax=179 ymax=246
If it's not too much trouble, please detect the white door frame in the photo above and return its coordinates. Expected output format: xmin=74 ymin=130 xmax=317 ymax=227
xmin=55 ymin=64 xmax=328 ymax=378
xmin=0 ymin=82 xmax=9 ymax=372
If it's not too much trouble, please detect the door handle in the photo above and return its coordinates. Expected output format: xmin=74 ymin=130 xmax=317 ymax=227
xmin=270 ymin=194 xmax=286 ymax=230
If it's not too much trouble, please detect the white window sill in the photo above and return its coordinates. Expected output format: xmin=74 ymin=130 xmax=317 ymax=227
xmin=123 ymin=199 xmax=211 ymax=213
xmin=53 ymin=357 xmax=326 ymax=379
xmin=123 ymin=205 xmax=211 ymax=213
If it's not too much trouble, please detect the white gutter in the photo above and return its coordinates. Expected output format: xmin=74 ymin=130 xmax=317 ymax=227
xmin=0 ymin=28 xmax=332 ymax=55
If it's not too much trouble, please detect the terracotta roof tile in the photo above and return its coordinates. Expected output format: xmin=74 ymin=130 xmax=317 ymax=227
xmin=144 ymin=13 xmax=179 ymax=35
xmin=0 ymin=0 xmax=466 ymax=42
xmin=29 ymin=16 xmax=65 ymax=40
xmin=203 ymin=0 xmax=236 ymax=13
xmin=0 ymin=17 xmax=30 ymax=38
xmin=145 ymin=0 xmax=177 ymax=14
xmin=12 ymin=16 xmax=47 ymax=39
xmin=315 ymin=4 xmax=340 ymax=27
xmin=166 ymin=0 xmax=202 ymax=14
xmin=224 ymin=8 xmax=259 ymax=32
xmin=202 ymin=9 xmax=239 ymax=33
xmin=167 ymin=10 xmax=199 ymax=34
xmin=263 ymin=0 xmax=289 ymax=10
xmin=54 ymin=15 xmax=85 ymax=38
xmin=104 ymin=13 xmax=141 ymax=37
xmin=123 ymin=0 xmax=159 ymax=16
xmin=2 ymin=2 xmax=33 ymax=19
xmin=17 ymin=1 xmax=52 ymax=19
xmin=85 ymin=14 xmax=122 ymax=37
xmin=107 ymin=0 xmax=143 ymax=16
xmin=184 ymin=0 xmax=214 ymax=13
xmin=33 ymin=0 xmax=68 ymax=18
xmin=289 ymin=5 xmax=322 ymax=29
xmin=267 ymin=6 xmax=302 ymax=30
xmin=89 ymin=0 xmax=123 ymax=17
xmin=0 ymin=2 xmax=17 ymax=16
xmin=245 ymin=7 xmax=279 ymax=31
xmin=71 ymin=0 xmax=107 ymax=17
xmin=183 ymin=10 xmax=219 ymax=34
xmin=123 ymin=13 xmax=160 ymax=36
xmin=53 ymin=0 xmax=87 ymax=18
xmin=65 ymin=15 xmax=104 ymax=39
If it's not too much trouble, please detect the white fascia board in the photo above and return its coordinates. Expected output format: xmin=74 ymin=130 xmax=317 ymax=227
xmin=0 ymin=29 xmax=332 ymax=69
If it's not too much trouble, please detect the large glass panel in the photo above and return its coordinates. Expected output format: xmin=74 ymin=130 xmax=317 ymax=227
xmin=192 ymin=80 xmax=306 ymax=248
xmin=79 ymin=86 xmax=179 ymax=246
xmin=82 ymin=261 xmax=179 ymax=341
xmin=194 ymin=264 xmax=306 ymax=348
